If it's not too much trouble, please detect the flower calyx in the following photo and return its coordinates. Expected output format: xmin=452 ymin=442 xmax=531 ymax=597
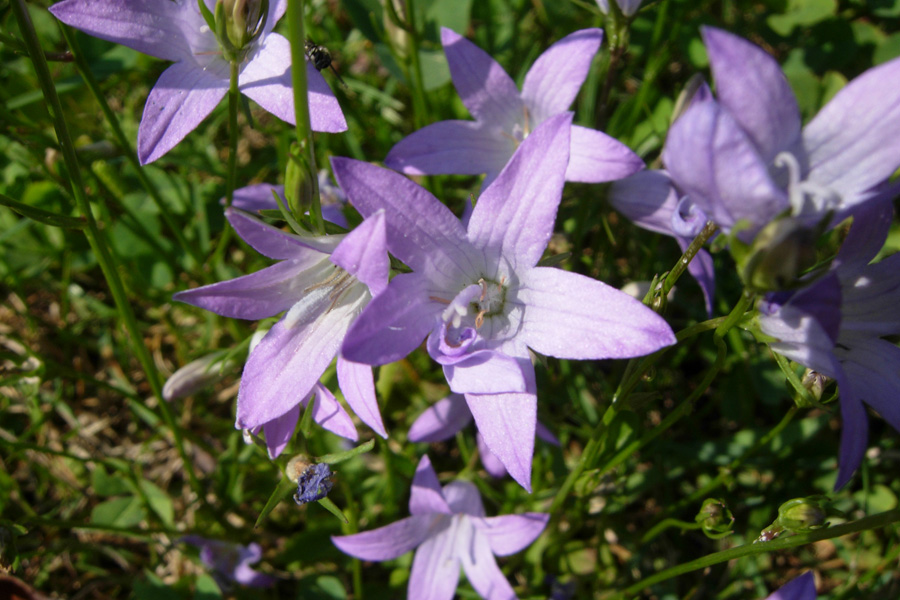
xmin=213 ymin=0 xmax=269 ymax=62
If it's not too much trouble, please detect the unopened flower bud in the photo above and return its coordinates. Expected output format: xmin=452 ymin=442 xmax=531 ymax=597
xmin=800 ymin=369 xmax=830 ymax=402
xmin=163 ymin=350 xmax=236 ymax=401
xmin=695 ymin=498 xmax=734 ymax=539
xmin=776 ymin=497 xmax=828 ymax=532
xmin=757 ymin=495 xmax=840 ymax=542
xmin=285 ymin=143 xmax=317 ymax=220
xmin=215 ymin=0 xmax=268 ymax=60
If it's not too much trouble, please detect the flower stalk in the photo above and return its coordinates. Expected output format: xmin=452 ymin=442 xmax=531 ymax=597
xmin=10 ymin=0 xmax=203 ymax=496
xmin=624 ymin=508 xmax=900 ymax=594
xmin=288 ymin=0 xmax=323 ymax=234
xmin=57 ymin=25 xmax=204 ymax=267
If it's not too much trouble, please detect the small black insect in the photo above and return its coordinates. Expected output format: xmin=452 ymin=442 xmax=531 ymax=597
xmin=305 ymin=39 xmax=346 ymax=87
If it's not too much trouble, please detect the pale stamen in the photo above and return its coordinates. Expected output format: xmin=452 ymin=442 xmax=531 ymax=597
xmin=774 ymin=151 xmax=840 ymax=215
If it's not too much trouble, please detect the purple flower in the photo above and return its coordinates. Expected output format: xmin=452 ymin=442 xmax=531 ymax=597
xmin=334 ymin=113 xmax=675 ymax=490
xmin=384 ymin=28 xmax=643 ymax=191
xmin=408 ymin=393 xmax=560 ymax=479
xmin=759 ymin=200 xmax=900 ymax=488
xmin=765 ymin=572 xmax=816 ymax=600
xmin=49 ymin=0 xmax=346 ymax=164
xmin=608 ymin=169 xmax=716 ymax=314
xmin=174 ymin=207 xmax=389 ymax=457
xmin=596 ymin=0 xmax=643 ymax=16
xmin=661 ymin=27 xmax=900 ymax=236
xmin=180 ymin=536 xmax=275 ymax=588
xmin=332 ymin=455 xmax=549 ymax=600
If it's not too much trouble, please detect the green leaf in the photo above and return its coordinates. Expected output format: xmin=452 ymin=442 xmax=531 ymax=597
xmin=767 ymin=0 xmax=837 ymax=37
xmin=874 ymin=33 xmax=900 ymax=65
xmin=425 ymin=0 xmax=473 ymax=42
xmin=342 ymin=0 xmax=383 ymax=44
xmin=133 ymin=571 xmax=183 ymax=600
xmin=872 ymin=0 xmax=900 ymax=17
xmin=90 ymin=496 xmax=146 ymax=528
xmin=139 ymin=480 xmax=175 ymax=528
xmin=90 ymin=465 xmax=132 ymax=497
xmin=296 ymin=575 xmax=348 ymax=600
xmin=0 ymin=192 xmax=85 ymax=229
xmin=255 ymin=477 xmax=297 ymax=529
xmin=193 ymin=574 xmax=222 ymax=600
xmin=855 ymin=485 xmax=898 ymax=514
xmin=418 ymin=49 xmax=451 ymax=90
xmin=316 ymin=439 xmax=376 ymax=465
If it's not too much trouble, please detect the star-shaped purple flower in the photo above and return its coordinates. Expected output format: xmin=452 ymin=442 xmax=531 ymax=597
xmin=181 ymin=536 xmax=275 ymax=589
xmin=335 ymin=113 xmax=676 ymax=490
xmin=759 ymin=200 xmax=900 ymax=488
xmin=174 ymin=205 xmax=389 ymax=457
xmin=49 ymin=0 xmax=346 ymax=164
xmin=332 ymin=455 xmax=549 ymax=600
xmin=384 ymin=27 xmax=643 ymax=190
xmin=408 ymin=393 xmax=560 ymax=479
xmin=661 ymin=27 xmax=900 ymax=236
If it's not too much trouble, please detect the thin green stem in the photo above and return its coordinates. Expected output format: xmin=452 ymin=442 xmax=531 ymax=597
xmin=668 ymin=405 xmax=800 ymax=517
xmin=58 ymin=24 xmax=202 ymax=267
xmin=225 ymin=60 xmax=240 ymax=207
xmin=624 ymin=509 xmax=900 ymax=594
xmin=288 ymin=0 xmax=323 ymax=234
xmin=547 ymin=317 xmax=725 ymax=515
xmin=608 ymin=221 xmax=719 ymax=416
xmin=641 ymin=518 xmax=702 ymax=544
xmin=403 ymin=0 xmax=429 ymax=130
xmin=12 ymin=0 xmax=202 ymax=497
xmin=663 ymin=220 xmax=718 ymax=297
xmin=597 ymin=330 xmax=726 ymax=477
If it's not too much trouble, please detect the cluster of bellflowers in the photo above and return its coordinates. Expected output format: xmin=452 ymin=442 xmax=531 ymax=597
xmin=50 ymin=0 xmax=900 ymax=596
xmin=611 ymin=26 xmax=900 ymax=490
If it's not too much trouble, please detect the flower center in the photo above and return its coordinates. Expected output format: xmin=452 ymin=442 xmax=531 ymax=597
xmin=471 ymin=277 xmax=507 ymax=328
xmin=500 ymin=106 xmax=532 ymax=149
xmin=773 ymin=151 xmax=841 ymax=216
xmin=431 ymin=276 xmax=509 ymax=357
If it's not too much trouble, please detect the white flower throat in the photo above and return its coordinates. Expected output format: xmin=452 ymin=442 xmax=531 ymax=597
xmin=284 ymin=265 xmax=357 ymax=329
xmin=773 ymin=151 xmax=840 ymax=216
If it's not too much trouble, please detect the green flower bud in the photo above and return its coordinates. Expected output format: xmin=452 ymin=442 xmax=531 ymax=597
xmin=285 ymin=142 xmax=317 ymax=221
xmin=737 ymin=217 xmax=820 ymax=292
xmin=215 ymin=0 xmax=268 ymax=60
xmin=776 ymin=496 xmax=829 ymax=532
xmin=695 ymin=498 xmax=734 ymax=539
xmin=801 ymin=369 xmax=830 ymax=402
xmin=757 ymin=495 xmax=843 ymax=542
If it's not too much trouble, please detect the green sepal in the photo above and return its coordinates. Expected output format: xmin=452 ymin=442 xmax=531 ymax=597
xmin=317 ymin=497 xmax=349 ymax=523
xmin=197 ymin=0 xmax=217 ymax=33
xmin=317 ymin=439 xmax=376 ymax=465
